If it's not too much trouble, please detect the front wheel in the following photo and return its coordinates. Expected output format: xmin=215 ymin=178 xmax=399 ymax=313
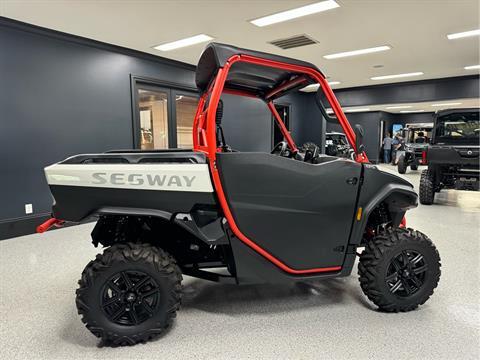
xmin=397 ymin=156 xmax=407 ymax=174
xmin=420 ymin=169 xmax=435 ymax=205
xmin=358 ymin=228 xmax=441 ymax=312
xmin=76 ymin=243 xmax=182 ymax=346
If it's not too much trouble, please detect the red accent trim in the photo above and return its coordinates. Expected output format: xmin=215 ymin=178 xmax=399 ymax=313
xmin=267 ymin=101 xmax=298 ymax=153
xmin=36 ymin=218 xmax=64 ymax=233
xmin=421 ymin=150 xmax=427 ymax=165
xmin=191 ymin=53 xmax=373 ymax=275
xmin=400 ymin=217 xmax=407 ymax=228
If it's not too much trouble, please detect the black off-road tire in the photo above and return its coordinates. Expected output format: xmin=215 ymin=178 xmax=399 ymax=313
xmin=419 ymin=169 xmax=435 ymax=205
xmin=397 ymin=156 xmax=407 ymax=174
xmin=410 ymin=161 xmax=418 ymax=170
xmin=358 ymin=228 xmax=441 ymax=312
xmin=76 ymin=243 xmax=182 ymax=346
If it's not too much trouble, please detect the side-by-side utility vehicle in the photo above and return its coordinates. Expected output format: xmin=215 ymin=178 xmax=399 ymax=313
xmin=419 ymin=108 xmax=479 ymax=204
xmin=397 ymin=123 xmax=433 ymax=174
xmin=38 ymin=43 xmax=441 ymax=346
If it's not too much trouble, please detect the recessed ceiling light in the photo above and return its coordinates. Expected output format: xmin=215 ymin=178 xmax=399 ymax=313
xmin=385 ymin=105 xmax=413 ymax=110
xmin=464 ymin=65 xmax=480 ymax=70
xmin=250 ymin=0 xmax=340 ymax=27
xmin=300 ymin=81 xmax=340 ymax=92
xmin=371 ymin=72 xmax=424 ymax=80
xmin=447 ymin=29 xmax=480 ymax=40
xmin=323 ymin=46 xmax=391 ymax=60
xmin=431 ymin=102 xmax=462 ymax=107
xmin=400 ymin=110 xmax=425 ymax=113
xmin=153 ymin=34 xmax=213 ymax=51
xmin=345 ymin=108 xmax=371 ymax=113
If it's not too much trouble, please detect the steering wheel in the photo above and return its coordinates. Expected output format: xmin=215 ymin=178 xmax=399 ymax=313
xmin=271 ymin=141 xmax=290 ymax=157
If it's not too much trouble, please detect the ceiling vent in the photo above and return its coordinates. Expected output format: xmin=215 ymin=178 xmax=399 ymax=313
xmin=269 ymin=34 xmax=318 ymax=50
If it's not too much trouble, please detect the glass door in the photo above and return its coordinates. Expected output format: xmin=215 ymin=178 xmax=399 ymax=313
xmin=134 ymin=83 xmax=198 ymax=149
xmin=136 ymin=85 xmax=171 ymax=150
xmin=173 ymin=90 xmax=199 ymax=149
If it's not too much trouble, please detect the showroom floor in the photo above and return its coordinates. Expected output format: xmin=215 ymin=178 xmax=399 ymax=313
xmin=1 ymin=166 xmax=479 ymax=360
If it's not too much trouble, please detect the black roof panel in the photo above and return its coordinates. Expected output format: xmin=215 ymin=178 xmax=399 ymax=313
xmin=195 ymin=43 xmax=322 ymax=96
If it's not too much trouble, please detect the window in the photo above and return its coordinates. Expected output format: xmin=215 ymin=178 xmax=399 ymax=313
xmin=175 ymin=94 xmax=198 ymax=148
xmin=137 ymin=88 xmax=169 ymax=150
xmin=133 ymin=79 xmax=199 ymax=149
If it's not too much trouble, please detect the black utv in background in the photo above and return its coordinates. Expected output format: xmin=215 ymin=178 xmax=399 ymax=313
xmin=325 ymin=132 xmax=355 ymax=159
xmin=397 ymin=124 xmax=433 ymax=174
xmin=420 ymin=108 xmax=480 ymax=204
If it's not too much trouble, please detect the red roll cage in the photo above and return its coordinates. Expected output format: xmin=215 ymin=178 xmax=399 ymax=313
xmin=192 ymin=52 xmax=369 ymax=275
xmin=193 ymin=53 xmax=368 ymax=162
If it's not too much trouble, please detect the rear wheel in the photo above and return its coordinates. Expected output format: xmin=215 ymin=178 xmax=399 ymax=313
xmin=358 ymin=228 xmax=441 ymax=312
xmin=76 ymin=243 xmax=182 ymax=346
xmin=420 ymin=169 xmax=435 ymax=205
xmin=397 ymin=156 xmax=407 ymax=174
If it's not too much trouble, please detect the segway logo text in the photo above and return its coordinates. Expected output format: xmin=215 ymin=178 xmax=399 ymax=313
xmin=92 ymin=173 xmax=196 ymax=188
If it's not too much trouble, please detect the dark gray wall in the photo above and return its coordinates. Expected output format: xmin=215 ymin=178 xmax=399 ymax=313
xmin=0 ymin=21 xmax=198 ymax=227
xmin=332 ymin=76 xmax=479 ymax=107
xmin=221 ymin=91 xmax=324 ymax=152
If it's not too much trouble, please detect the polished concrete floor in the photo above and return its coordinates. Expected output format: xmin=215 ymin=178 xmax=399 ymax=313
xmin=1 ymin=165 xmax=479 ymax=359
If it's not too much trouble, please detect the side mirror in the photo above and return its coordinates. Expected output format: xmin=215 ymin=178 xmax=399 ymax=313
xmin=354 ymin=124 xmax=365 ymax=154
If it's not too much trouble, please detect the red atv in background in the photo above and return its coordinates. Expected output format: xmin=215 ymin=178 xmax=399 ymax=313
xmin=39 ymin=43 xmax=441 ymax=346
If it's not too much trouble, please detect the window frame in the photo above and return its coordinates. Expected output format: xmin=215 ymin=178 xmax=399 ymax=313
xmin=130 ymin=75 xmax=198 ymax=149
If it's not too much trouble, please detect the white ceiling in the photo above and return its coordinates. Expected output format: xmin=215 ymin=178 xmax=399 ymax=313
xmin=1 ymin=0 xmax=479 ymax=89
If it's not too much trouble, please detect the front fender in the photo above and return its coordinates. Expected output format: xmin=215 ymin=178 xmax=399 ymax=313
xmin=350 ymin=184 xmax=418 ymax=245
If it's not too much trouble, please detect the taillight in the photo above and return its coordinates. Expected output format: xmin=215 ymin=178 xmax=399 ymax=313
xmin=400 ymin=217 xmax=407 ymax=228
xmin=421 ymin=150 xmax=427 ymax=165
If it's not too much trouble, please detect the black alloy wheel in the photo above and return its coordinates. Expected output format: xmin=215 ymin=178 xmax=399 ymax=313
xmin=101 ymin=270 xmax=161 ymax=326
xmin=385 ymin=250 xmax=427 ymax=297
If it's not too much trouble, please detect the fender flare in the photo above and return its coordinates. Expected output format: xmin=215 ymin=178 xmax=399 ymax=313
xmin=350 ymin=184 xmax=418 ymax=245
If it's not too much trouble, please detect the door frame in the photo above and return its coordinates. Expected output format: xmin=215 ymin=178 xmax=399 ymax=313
xmin=271 ymin=102 xmax=291 ymax=148
xmin=130 ymin=75 xmax=198 ymax=149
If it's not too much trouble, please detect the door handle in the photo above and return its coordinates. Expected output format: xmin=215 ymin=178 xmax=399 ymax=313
xmin=346 ymin=177 xmax=358 ymax=185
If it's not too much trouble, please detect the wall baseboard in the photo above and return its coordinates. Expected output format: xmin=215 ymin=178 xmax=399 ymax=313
xmin=0 ymin=213 xmax=51 ymax=240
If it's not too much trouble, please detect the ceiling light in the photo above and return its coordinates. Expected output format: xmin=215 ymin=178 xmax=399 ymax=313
xmin=345 ymin=108 xmax=371 ymax=113
xmin=371 ymin=72 xmax=424 ymax=80
xmin=153 ymin=34 xmax=213 ymax=51
xmin=447 ymin=29 xmax=480 ymax=40
xmin=400 ymin=110 xmax=425 ymax=113
xmin=300 ymin=81 xmax=340 ymax=92
xmin=464 ymin=65 xmax=480 ymax=70
xmin=299 ymin=84 xmax=319 ymax=92
xmin=323 ymin=46 xmax=391 ymax=60
xmin=386 ymin=105 xmax=413 ymax=110
xmin=250 ymin=0 xmax=339 ymax=27
xmin=431 ymin=102 xmax=462 ymax=107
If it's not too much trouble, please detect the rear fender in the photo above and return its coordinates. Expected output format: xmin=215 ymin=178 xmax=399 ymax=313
xmin=350 ymin=184 xmax=417 ymax=245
